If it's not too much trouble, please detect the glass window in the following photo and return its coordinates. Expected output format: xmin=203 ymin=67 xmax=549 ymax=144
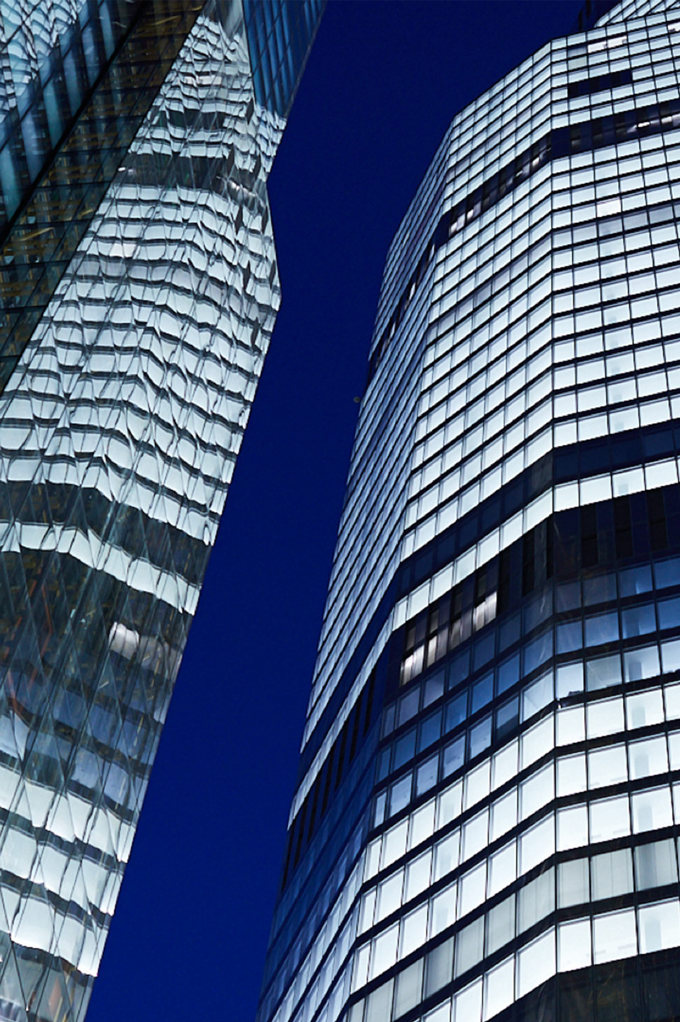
xmin=621 ymin=603 xmax=656 ymax=638
xmin=352 ymin=943 xmax=370 ymax=991
xmin=370 ymin=923 xmax=399 ymax=979
xmin=556 ymin=705 xmax=585 ymax=745
xmin=492 ymin=740 xmax=518 ymax=789
xmin=437 ymin=781 xmax=462 ymax=828
xmin=586 ymin=696 xmax=624 ymax=738
xmin=620 ymin=564 xmax=652 ymax=596
xmin=657 ymin=596 xmax=680 ymax=631
xmin=521 ymin=669 xmax=554 ymax=721
xmin=463 ymin=809 xmax=488 ymax=860
xmin=520 ymin=763 xmax=554 ymax=819
xmin=558 ymin=918 xmax=591 ymax=972
xmin=365 ymin=979 xmax=394 ymax=1022
xmin=586 ymin=653 xmax=622 ymax=691
xmin=520 ymin=815 xmax=555 ymax=875
xmin=557 ymin=804 xmax=588 ymax=851
xmin=588 ymin=743 xmax=628 ymax=787
xmin=443 ymin=737 xmax=465 ymax=777
xmin=558 ymin=753 xmax=586 ymax=797
xmin=654 ymin=557 xmax=680 ymax=591
xmin=495 ymin=697 xmax=519 ymax=741
xmin=484 ymin=956 xmax=514 ymax=1018
xmin=389 ymin=775 xmax=412 ymax=816
xmin=585 ymin=611 xmax=619 ymax=646
xmin=418 ymin=710 xmax=442 ymax=752
xmin=453 ymin=978 xmax=482 ymax=1022
xmin=445 ymin=693 xmax=467 ymax=732
xmin=558 ymin=857 xmax=589 ymax=908
xmin=592 ymin=908 xmax=637 ymax=964
xmin=359 ymin=889 xmax=377 ymax=933
xmin=405 ymin=851 xmax=432 ymax=901
xmin=497 ymin=652 xmax=520 ymax=693
xmin=400 ymin=903 xmax=428 ymax=958
xmin=624 ymin=645 xmax=661 ymax=683
xmin=590 ymin=794 xmax=630 ymax=842
xmin=416 ymin=754 xmax=438 ymax=797
xmin=628 ymin=735 xmax=669 ymax=779
xmin=519 ymin=868 xmax=555 ymax=931
xmin=491 ymin=788 xmax=518 ymax=841
xmin=665 ymin=683 xmax=680 ymax=720
xmin=464 ymin=761 xmax=490 ymax=810
xmin=632 ymin=786 xmax=673 ymax=833
xmin=486 ymin=894 xmax=516 ymax=955
xmin=469 ymin=716 xmax=492 ymax=758
xmin=410 ymin=800 xmax=436 ymax=851
xmin=661 ymin=638 xmax=680 ymax=674
xmin=591 ymin=848 xmax=633 ymax=900
xmin=431 ymin=882 xmax=457 ymax=936
xmin=556 ymin=661 xmax=584 ymax=698
xmin=425 ymin=937 xmax=454 ymax=997
xmin=521 ymin=715 xmax=553 ymax=768
xmin=455 ymin=918 xmax=484 ymax=978
xmin=488 ymin=842 xmax=516 ymax=897
xmin=377 ymin=871 xmax=404 ymax=922
xmin=394 ymin=960 xmax=424 ymax=1018
xmin=517 ymin=929 xmax=555 ymax=997
xmin=626 ymin=688 xmax=664 ymax=729
xmin=434 ymin=830 xmax=459 ymax=882
xmin=557 ymin=619 xmax=583 ymax=654
xmin=459 ymin=862 xmax=486 ymax=920
xmin=384 ymin=820 xmax=408 ymax=867
xmin=635 ymin=838 xmax=678 ymax=889
xmin=638 ymin=900 xmax=680 ymax=954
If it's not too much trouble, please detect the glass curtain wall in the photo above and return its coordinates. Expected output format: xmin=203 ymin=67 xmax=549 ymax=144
xmin=0 ymin=1 xmax=323 ymax=1020
xmin=259 ymin=3 xmax=680 ymax=1022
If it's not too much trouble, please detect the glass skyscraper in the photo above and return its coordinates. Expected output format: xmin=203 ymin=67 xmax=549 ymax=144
xmin=0 ymin=1 xmax=322 ymax=1020
xmin=259 ymin=3 xmax=680 ymax=1022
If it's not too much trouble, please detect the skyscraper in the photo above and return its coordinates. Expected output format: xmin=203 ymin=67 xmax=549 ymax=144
xmin=0 ymin=1 xmax=322 ymax=1019
xmin=259 ymin=3 xmax=680 ymax=1022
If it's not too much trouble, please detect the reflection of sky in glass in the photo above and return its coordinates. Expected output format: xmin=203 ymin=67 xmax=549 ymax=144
xmin=0 ymin=0 xmax=322 ymax=1018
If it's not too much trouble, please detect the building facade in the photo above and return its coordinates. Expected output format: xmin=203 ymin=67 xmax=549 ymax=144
xmin=0 ymin=1 xmax=322 ymax=1019
xmin=259 ymin=3 xmax=680 ymax=1022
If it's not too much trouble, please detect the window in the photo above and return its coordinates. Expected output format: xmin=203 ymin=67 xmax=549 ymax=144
xmin=559 ymin=857 xmax=589 ymax=908
xmin=486 ymin=894 xmax=516 ymax=955
xmin=558 ymin=918 xmax=591 ymax=972
xmin=591 ymin=848 xmax=633 ymax=900
xmin=592 ymin=908 xmax=637 ymax=964
xmin=635 ymin=838 xmax=678 ymax=890
xmin=638 ymin=900 xmax=680 ymax=954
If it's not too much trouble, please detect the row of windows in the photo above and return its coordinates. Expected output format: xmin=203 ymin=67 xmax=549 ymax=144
xmin=282 ymin=675 xmax=376 ymax=888
xmin=369 ymin=728 xmax=680 ymax=946
xmin=370 ymin=682 xmax=680 ymax=891
xmin=308 ymin=121 xmax=680 ymax=738
xmin=409 ymin=317 xmax=680 ymax=550
xmin=402 ymin=499 xmax=680 ymax=696
xmin=319 ymin=181 xmax=678 ymax=727
xmin=377 ymin=629 xmax=680 ymax=831
xmin=348 ymin=901 xmax=680 ymax=1022
xmin=370 ymin=94 xmax=680 ymax=385
xmin=567 ymin=67 xmax=634 ymax=97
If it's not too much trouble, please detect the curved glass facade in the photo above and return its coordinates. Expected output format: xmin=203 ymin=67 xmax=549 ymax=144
xmin=259 ymin=3 xmax=680 ymax=1022
xmin=0 ymin=0 xmax=323 ymax=1019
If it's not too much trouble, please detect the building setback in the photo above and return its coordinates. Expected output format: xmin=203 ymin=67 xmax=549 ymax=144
xmin=0 ymin=1 xmax=322 ymax=1019
xmin=258 ymin=2 xmax=680 ymax=1022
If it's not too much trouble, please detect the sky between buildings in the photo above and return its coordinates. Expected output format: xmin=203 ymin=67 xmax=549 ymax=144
xmin=85 ymin=3 xmax=581 ymax=1020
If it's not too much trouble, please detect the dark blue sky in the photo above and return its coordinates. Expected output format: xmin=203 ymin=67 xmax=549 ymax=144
xmin=87 ymin=3 xmax=579 ymax=1020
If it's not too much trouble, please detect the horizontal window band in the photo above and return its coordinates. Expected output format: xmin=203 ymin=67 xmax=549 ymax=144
xmin=300 ymin=419 xmax=680 ymax=772
xmin=368 ymin=93 xmax=680 ymax=384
